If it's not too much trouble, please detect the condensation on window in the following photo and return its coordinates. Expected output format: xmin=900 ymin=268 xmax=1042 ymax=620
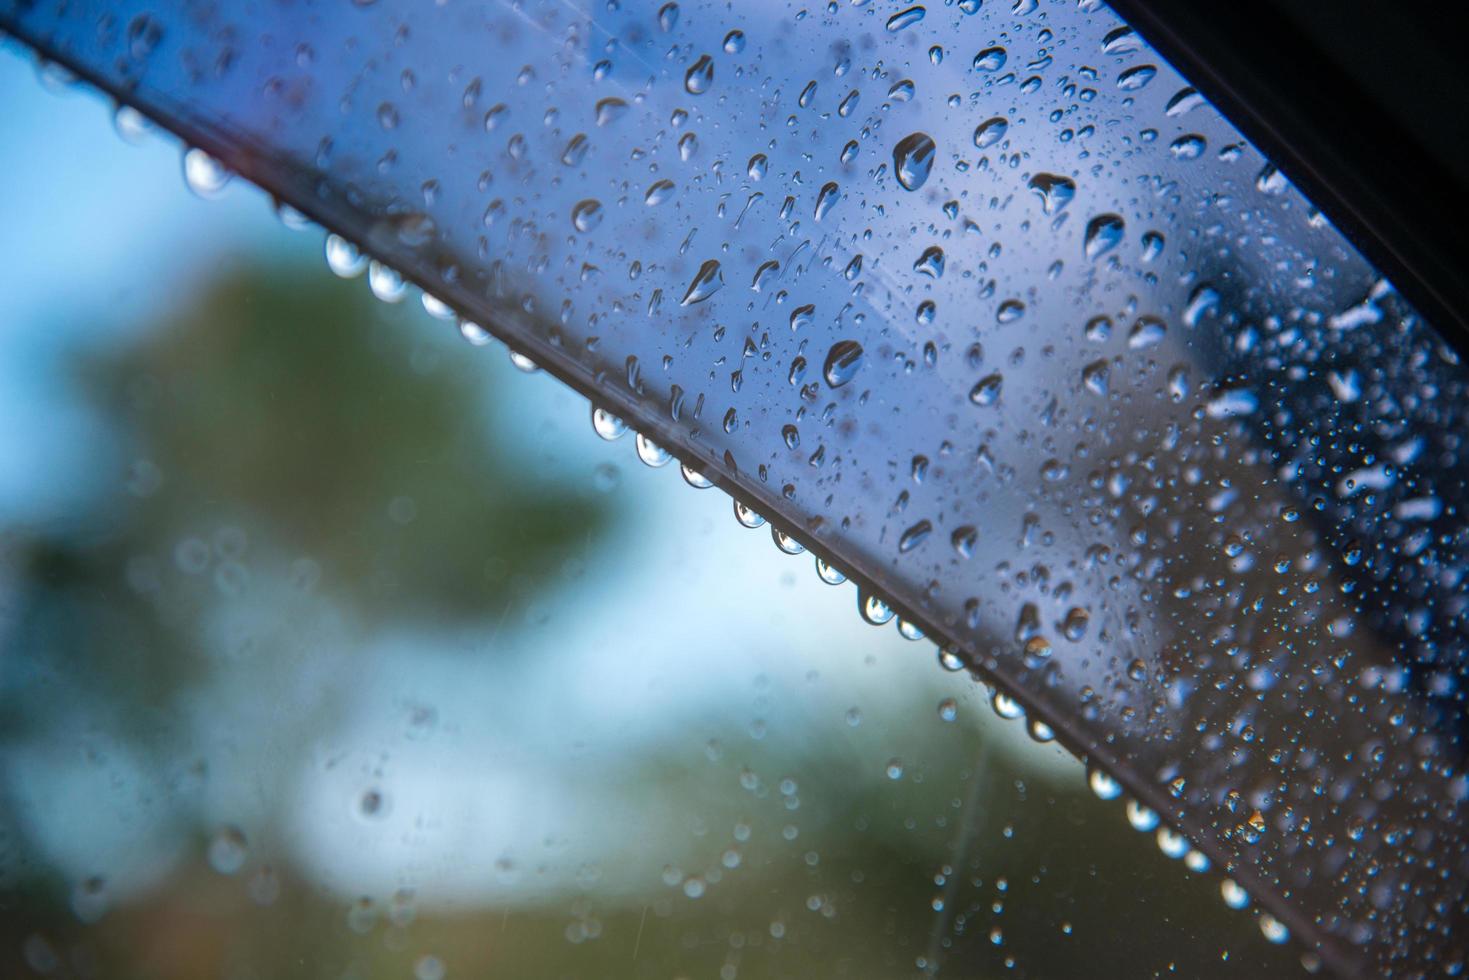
xmin=0 ymin=1 xmax=1464 ymax=977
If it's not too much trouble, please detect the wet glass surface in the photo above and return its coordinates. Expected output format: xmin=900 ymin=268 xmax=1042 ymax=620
xmin=1 ymin=2 xmax=1466 ymax=976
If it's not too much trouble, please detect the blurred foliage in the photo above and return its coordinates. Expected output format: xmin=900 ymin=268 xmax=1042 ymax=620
xmin=0 ymin=259 xmax=1301 ymax=979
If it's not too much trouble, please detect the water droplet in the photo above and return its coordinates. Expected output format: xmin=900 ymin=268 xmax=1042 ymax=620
xmin=644 ymin=179 xmax=676 ymax=206
xmin=893 ymin=132 xmax=937 ymax=191
xmin=814 ymin=181 xmax=841 ymax=220
xmin=1125 ymin=800 xmax=1160 ymax=832
xmin=459 ymin=320 xmax=492 ymax=346
xmin=885 ymin=5 xmax=926 ymax=32
xmin=681 ymin=464 xmax=714 ymax=489
xmin=772 ymin=527 xmax=805 ymax=555
xmin=1220 ymin=879 xmax=1250 ymax=910
xmin=1116 ymin=64 xmax=1157 ymax=90
xmin=1127 ymin=315 xmax=1166 ymax=349
xmin=973 ymin=116 xmax=1008 ymax=148
xmin=898 ymin=519 xmax=932 ymax=553
xmin=969 ymin=373 xmax=1003 ymax=406
xmin=838 ymin=89 xmax=860 ymax=118
xmin=723 ymin=30 xmax=746 ymax=54
xmin=681 ymin=260 xmax=724 ymax=305
xmin=1140 ymin=230 xmax=1165 ymax=261
xmin=1169 ymin=133 xmax=1206 ymax=159
xmin=594 ymin=97 xmax=628 ymax=126
xmin=937 ymin=698 xmax=958 ymax=722
xmin=747 ymin=153 xmax=768 ymax=180
xmin=207 ymin=826 xmax=249 ymax=875
xmin=913 ymin=245 xmax=945 ymax=278
xmin=685 ymin=54 xmax=714 ymax=95
xmin=823 ymin=340 xmax=865 ymax=388
xmin=991 ymin=690 xmax=1024 ymax=720
xmin=885 ymin=758 xmax=905 ymax=779
xmin=734 ymin=501 xmax=766 ymax=528
xmin=367 ymin=261 xmax=405 ymax=302
xmin=996 ymin=299 xmax=1025 ymax=323
xmin=1088 ymin=767 xmax=1121 ymax=801
xmin=1027 ymin=172 xmax=1075 ymax=214
xmin=635 ymin=433 xmax=672 ymax=467
xmin=1101 ymin=26 xmax=1142 ymax=55
xmin=571 ymin=198 xmax=603 ymax=232
xmin=1083 ymin=213 xmax=1125 ymax=260
xmin=973 ymin=46 xmax=1007 ymax=71
xmin=815 ymin=558 xmax=846 ymax=585
xmin=951 ymin=525 xmax=977 ymax=558
xmin=1165 ymin=87 xmax=1206 ymax=116
xmin=560 ymin=133 xmax=590 ymax=167
xmin=860 ymin=591 xmax=894 ymax=625
xmin=592 ymin=406 xmax=628 ymax=440
xmin=325 ymin=234 xmax=367 ymax=278
xmin=182 ymin=147 xmax=230 ymax=197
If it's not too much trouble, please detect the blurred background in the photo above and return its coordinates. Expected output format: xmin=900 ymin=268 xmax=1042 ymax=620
xmin=0 ymin=46 xmax=1305 ymax=980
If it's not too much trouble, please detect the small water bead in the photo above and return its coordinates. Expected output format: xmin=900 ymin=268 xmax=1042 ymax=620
xmin=685 ymin=54 xmax=714 ymax=95
xmin=893 ymin=132 xmax=937 ymax=191
xmin=325 ymin=234 xmax=367 ymax=277
xmin=991 ymin=690 xmax=1024 ymax=721
xmin=1259 ymin=915 xmax=1289 ymax=944
xmin=635 ymin=433 xmax=671 ymax=467
xmin=950 ymin=525 xmax=977 ymax=558
xmin=838 ymin=89 xmax=860 ymax=118
xmin=1027 ymin=718 xmax=1055 ymax=742
xmin=508 ymin=350 xmax=540 ymax=373
xmin=114 ymin=103 xmax=151 ymax=143
xmin=898 ymin=520 xmax=932 ymax=553
xmin=207 ymin=825 xmax=249 ymax=875
xmin=571 ymin=198 xmax=603 ymax=232
xmin=734 ymin=500 xmax=766 ymax=529
xmin=859 ymin=592 xmax=894 ymax=625
xmin=885 ymin=758 xmax=905 ymax=780
xmin=1100 ymin=25 xmax=1142 ymax=55
xmin=937 ymin=646 xmax=965 ymax=672
xmin=560 ymin=133 xmax=590 ymax=167
xmin=1027 ymin=172 xmax=1075 ymax=214
xmin=1169 ymin=133 xmax=1206 ymax=159
xmin=772 ymin=527 xmax=805 ymax=555
xmin=657 ymin=1 xmax=679 ymax=30
xmin=823 ymin=340 xmax=864 ymax=388
xmin=421 ymin=292 xmax=454 ymax=320
xmin=1184 ymin=850 xmax=1210 ymax=873
xmin=913 ymin=245 xmax=945 ymax=278
xmin=815 ymin=557 xmax=846 ymax=585
xmin=928 ymin=45 xmax=944 ymax=65
xmin=1087 ymin=767 xmax=1122 ymax=801
xmin=897 ymin=619 xmax=925 ymax=641
xmin=681 ymin=259 xmax=724 ymax=305
xmin=1083 ymin=213 xmax=1125 ymax=260
xmin=680 ymin=463 xmax=714 ymax=489
xmin=1128 ymin=315 xmax=1166 ymax=349
xmin=1220 ymin=879 xmax=1250 ymax=910
xmin=968 ymin=373 xmax=1003 ymax=407
xmin=885 ymin=5 xmax=925 ymax=31
xmin=1116 ymin=64 xmax=1157 ymax=90
xmin=644 ymin=179 xmax=676 ymax=206
xmin=973 ymin=46 xmax=1007 ymax=71
xmin=937 ymin=698 xmax=958 ymax=722
xmin=367 ymin=261 xmax=406 ymax=302
xmin=1125 ymin=800 xmax=1160 ymax=832
xmin=996 ymin=299 xmax=1025 ymax=323
xmin=973 ymin=116 xmax=1008 ymax=148
xmin=1165 ymin=87 xmax=1206 ymax=116
xmin=594 ymin=97 xmax=628 ymax=127
xmin=1140 ymin=230 xmax=1165 ymax=261
xmin=814 ymin=181 xmax=841 ymax=220
xmin=182 ymin=147 xmax=230 ymax=197
xmin=723 ymin=30 xmax=746 ymax=54
xmin=1156 ymin=827 xmax=1189 ymax=859
xmin=592 ymin=406 xmax=628 ymax=440
xmin=747 ymin=153 xmax=768 ymax=180
xmin=458 ymin=320 xmax=492 ymax=346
